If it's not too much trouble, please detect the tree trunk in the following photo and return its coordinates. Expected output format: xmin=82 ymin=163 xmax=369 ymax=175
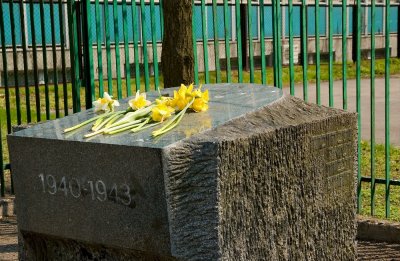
xmin=161 ymin=0 xmax=194 ymax=88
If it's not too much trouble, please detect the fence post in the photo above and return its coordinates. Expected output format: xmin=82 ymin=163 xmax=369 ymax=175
xmin=68 ymin=0 xmax=82 ymax=112
xmin=0 ymin=117 xmax=4 ymax=197
xmin=352 ymin=3 xmax=359 ymax=62
xmin=240 ymin=3 xmax=248 ymax=72
xmin=82 ymin=0 xmax=95 ymax=108
xmin=397 ymin=5 xmax=400 ymax=58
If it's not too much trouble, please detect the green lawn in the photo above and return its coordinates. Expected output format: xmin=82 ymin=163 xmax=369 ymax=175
xmin=1 ymin=58 xmax=400 ymax=220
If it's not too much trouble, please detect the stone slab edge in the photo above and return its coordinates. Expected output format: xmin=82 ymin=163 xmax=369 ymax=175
xmin=357 ymin=215 xmax=400 ymax=243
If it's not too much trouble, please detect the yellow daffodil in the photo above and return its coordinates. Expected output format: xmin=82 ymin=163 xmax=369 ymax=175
xmin=151 ymin=103 xmax=175 ymax=122
xmin=128 ymin=91 xmax=151 ymax=110
xmin=190 ymin=88 xmax=209 ymax=112
xmin=93 ymin=92 xmax=120 ymax=113
xmin=171 ymin=87 xmax=192 ymax=111
xmin=192 ymin=97 xmax=209 ymax=112
xmin=155 ymin=96 xmax=172 ymax=106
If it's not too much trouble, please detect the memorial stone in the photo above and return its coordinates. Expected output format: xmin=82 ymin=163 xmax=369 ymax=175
xmin=8 ymin=84 xmax=357 ymax=260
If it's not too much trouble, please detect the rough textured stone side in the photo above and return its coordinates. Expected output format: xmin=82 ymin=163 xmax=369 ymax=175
xmin=21 ymin=232 xmax=176 ymax=261
xmin=162 ymin=140 xmax=221 ymax=260
xmin=212 ymin=96 xmax=358 ymax=260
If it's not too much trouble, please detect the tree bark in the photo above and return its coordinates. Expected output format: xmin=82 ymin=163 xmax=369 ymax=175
xmin=161 ymin=0 xmax=194 ymax=88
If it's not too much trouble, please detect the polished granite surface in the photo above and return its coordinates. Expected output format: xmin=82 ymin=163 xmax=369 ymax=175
xmin=11 ymin=84 xmax=283 ymax=148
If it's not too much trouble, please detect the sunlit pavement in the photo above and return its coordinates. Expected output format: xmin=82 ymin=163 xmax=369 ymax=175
xmin=291 ymin=76 xmax=400 ymax=146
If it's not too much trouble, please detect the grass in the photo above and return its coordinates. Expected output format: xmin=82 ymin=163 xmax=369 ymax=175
xmin=1 ymin=58 xmax=400 ymax=220
xmin=360 ymin=141 xmax=400 ymax=221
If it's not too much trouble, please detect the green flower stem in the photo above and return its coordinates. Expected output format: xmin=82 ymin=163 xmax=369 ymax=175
xmin=103 ymin=119 xmax=144 ymax=134
xmin=131 ymin=121 xmax=162 ymax=133
xmin=93 ymin=117 xmax=105 ymax=129
xmin=105 ymin=114 xmax=124 ymax=128
xmin=152 ymin=99 xmax=194 ymax=137
xmin=130 ymin=117 xmax=150 ymax=132
xmin=84 ymin=129 xmax=105 ymax=138
xmin=92 ymin=111 xmax=125 ymax=131
xmin=64 ymin=113 xmax=111 ymax=133
xmin=108 ymin=105 xmax=154 ymax=129
xmin=105 ymin=121 xmax=144 ymax=135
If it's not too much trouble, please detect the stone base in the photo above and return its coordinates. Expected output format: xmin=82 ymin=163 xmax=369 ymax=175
xmin=8 ymin=85 xmax=357 ymax=260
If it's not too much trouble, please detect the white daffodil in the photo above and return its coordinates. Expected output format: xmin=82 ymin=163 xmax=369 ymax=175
xmin=93 ymin=92 xmax=120 ymax=113
xmin=128 ymin=91 xmax=151 ymax=111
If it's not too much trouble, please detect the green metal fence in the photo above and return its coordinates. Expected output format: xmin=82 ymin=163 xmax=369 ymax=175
xmin=1 ymin=0 xmax=400 ymax=219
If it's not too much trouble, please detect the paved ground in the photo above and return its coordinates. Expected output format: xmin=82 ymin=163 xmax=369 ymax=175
xmin=1 ymin=217 xmax=400 ymax=260
xmin=0 ymin=217 xmax=17 ymax=261
xmin=291 ymin=76 xmax=400 ymax=145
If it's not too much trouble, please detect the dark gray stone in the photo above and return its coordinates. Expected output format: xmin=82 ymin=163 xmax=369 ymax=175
xmin=7 ymin=84 xmax=357 ymax=260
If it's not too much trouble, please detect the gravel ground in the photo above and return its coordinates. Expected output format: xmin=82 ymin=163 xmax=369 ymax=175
xmin=1 ymin=217 xmax=400 ymax=260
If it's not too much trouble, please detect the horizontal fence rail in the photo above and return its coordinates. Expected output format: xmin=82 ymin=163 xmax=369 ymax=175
xmin=1 ymin=0 xmax=400 ymax=221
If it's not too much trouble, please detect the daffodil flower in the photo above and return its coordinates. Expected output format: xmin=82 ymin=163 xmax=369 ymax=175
xmin=190 ymin=88 xmax=209 ymax=112
xmin=192 ymin=97 xmax=209 ymax=112
xmin=93 ymin=92 xmax=120 ymax=113
xmin=128 ymin=91 xmax=151 ymax=111
xmin=151 ymin=103 xmax=175 ymax=122
xmin=170 ymin=85 xmax=192 ymax=110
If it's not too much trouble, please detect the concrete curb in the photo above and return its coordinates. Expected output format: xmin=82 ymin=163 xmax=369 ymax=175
xmin=357 ymin=215 xmax=400 ymax=243
xmin=0 ymin=196 xmax=16 ymax=219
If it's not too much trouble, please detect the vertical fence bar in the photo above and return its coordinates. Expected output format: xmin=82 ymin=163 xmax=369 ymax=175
xmin=370 ymin=0 xmax=376 ymax=216
xmin=384 ymin=0 xmax=391 ymax=218
xmin=59 ymin=0 xmax=68 ymax=116
xmin=159 ymin=0 xmax=163 ymax=38
xmin=40 ymin=0 xmax=50 ymax=120
xmin=272 ymin=0 xmax=278 ymax=86
xmin=260 ymin=0 xmax=266 ymax=85
xmin=212 ymin=0 xmax=221 ymax=83
xmin=247 ymin=0 xmax=254 ymax=83
xmin=68 ymin=0 xmax=81 ymax=112
xmin=328 ymin=0 xmax=333 ymax=107
xmin=223 ymin=0 xmax=231 ymax=83
xmin=356 ymin=0 xmax=362 ymax=212
xmin=95 ymin=0 xmax=104 ymax=96
xmin=29 ymin=0 xmax=41 ymax=120
xmin=122 ymin=0 xmax=132 ymax=95
xmin=301 ymin=0 xmax=308 ymax=101
xmin=0 ymin=0 xmax=11 ymax=133
xmin=131 ymin=0 xmax=141 ymax=91
xmin=276 ymin=0 xmax=282 ymax=88
xmin=140 ymin=0 xmax=150 ymax=91
xmin=235 ymin=0 xmax=243 ymax=82
xmin=40 ymin=3 xmax=52 ymax=115
xmin=83 ymin=0 xmax=95 ymax=107
xmin=19 ymin=0 xmax=31 ymax=122
xmin=315 ymin=0 xmax=321 ymax=105
xmin=201 ymin=0 xmax=209 ymax=83
xmin=50 ymin=0 xmax=59 ymax=118
xmin=288 ymin=0 xmax=294 ymax=94
xmin=10 ymin=0 xmax=22 ymax=124
xmin=113 ymin=0 xmax=122 ymax=98
xmin=192 ymin=0 xmax=199 ymax=85
xmin=104 ymin=0 xmax=113 ymax=94
xmin=0 ymin=117 xmax=4 ymax=197
xmin=150 ymin=0 xmax=159 ymax=90
xmin=342 ymin=0 xmax=347 ymax=110
xmin=50 ymin=0 xmax=61 ymax=118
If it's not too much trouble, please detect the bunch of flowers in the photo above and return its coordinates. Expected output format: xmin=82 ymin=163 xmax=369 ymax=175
xmin=64 ymin=84 xmax=209 ymax=138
